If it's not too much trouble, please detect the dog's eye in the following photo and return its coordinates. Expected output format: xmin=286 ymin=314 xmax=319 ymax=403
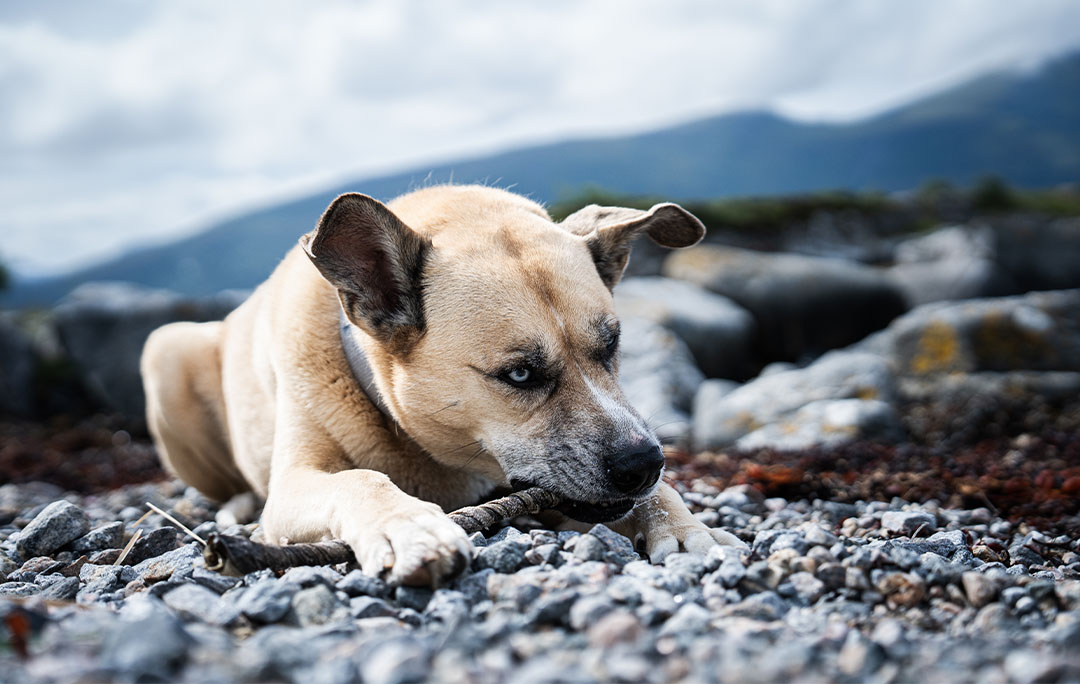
xmin=500 ymin=366 xmax=542 ymax=389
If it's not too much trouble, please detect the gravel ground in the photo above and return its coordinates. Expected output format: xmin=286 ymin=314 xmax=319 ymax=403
xmin=2 ymin=469 xmax=1079 ymax=683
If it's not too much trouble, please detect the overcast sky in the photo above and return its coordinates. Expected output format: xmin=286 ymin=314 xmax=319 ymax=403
xmin=3 ymin=1 xmax=1080 ymax=277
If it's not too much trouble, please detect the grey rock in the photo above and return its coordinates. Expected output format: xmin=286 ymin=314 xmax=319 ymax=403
xmin=569 ymin=594 xmax=616 ymax=631
xmin=15 ymin=501 xmax=90 ymax=558
xmin=0 ymin=555 xmax=17 ymax=581
xmin=70 ymin=521 xmax=124 ymax=553
xmin=787 ymin=572 xmax=826 ymax=604
xmin=658 ymin=602 xmax=711 ymax=636
xmin=694 ymin=351 xmax=898 ymax=449
xmin=736 ymin=398 xmax=904 ymax=451
xmin=531 ymin=589 xmax=577 ymax=625
xmin=615 ymin=276 xmax=756 ymax=379
xmin=190 ymin=567 xmax=240 ymax=594
xmin=1009 ymin=544 xmax=1045 ymax=566
xmin=618 ymin=316 xmax=704 ymax=442
xmin=291 ymin=584 xmax=347 ymax=627
xmin=665 ymin=244 xmax=906 ymax=362
xmin=394 ymin=585 xmax=434 ymax=612
xmin=0 ymin=313 xmax=38 ymax=418
xmin=280 ymin=565 xmax=343 ymax=589
xmin=54 ymin=282 xmax=247 ymax=420
xmin=0 ymin=582 xmax=40 ymax=597
xmin=163 ymin=583 xmax=221 ymax=621
xmin=837 ymin=630 xmax=885 ymax=676
xmin=39 ymin=576 xmax=80 ymax=600
xmin=452 ymin=568 xmax=494 ymax=605
xmin=123 ymin=527 xmax=180 ymax=565
xmin=360 ymin=635 xmax=430 ymax=684
xmin=101 ymin=605 xmax=193 ymax=680
xmin=856 ymin=289 xmax=1080 ymax=375
xmin=888 ymin=225 xmax=1015 ymax=306
xmin=962 ymin=572 xmax=1000 ymax=608
xmin=337 ymin=569 xmax=390 ymax=598
xmin=131 ymin=542 xmax=201 ymax=583
xmin=721 ymin=592 xmax=791 ymax=620
xmin=476 ymin=538 xmax=529 ymax=573
xmin=881 ymin=510 xmax=937 ymax=535
xmin=350 ymin=595 xmax=397 ymax=619
xmin=587 ymin=524 xmax=639 ymax=565
xmin=237 ymin=579 xmax=300 ymax=624
xmin=424 ymin=589 xmax=470 ymax=625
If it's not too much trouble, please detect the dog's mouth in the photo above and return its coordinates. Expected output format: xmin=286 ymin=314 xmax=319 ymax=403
xmin=511 ymin=480 xmax=636 ymax=524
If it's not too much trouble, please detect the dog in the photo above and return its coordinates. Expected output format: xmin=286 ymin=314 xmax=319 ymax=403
xmin=141 ymin=185 xmax=745 ymax=586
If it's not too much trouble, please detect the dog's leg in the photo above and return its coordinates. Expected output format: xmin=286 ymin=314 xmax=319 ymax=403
xmin=259 ymin=406 xmax=471 ymax=586
xmin=607 ymin=482 xmax=746 ymax=562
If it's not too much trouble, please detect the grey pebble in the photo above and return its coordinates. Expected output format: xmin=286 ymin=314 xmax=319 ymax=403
xmin=237 ymin=579 xmax=300 ymax=624
xmin=15 ymin=501 xmax=89 ymax=558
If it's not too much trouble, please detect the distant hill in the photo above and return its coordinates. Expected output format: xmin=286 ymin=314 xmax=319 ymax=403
xmin=7 ymin=51 xmax=1080 ymax=307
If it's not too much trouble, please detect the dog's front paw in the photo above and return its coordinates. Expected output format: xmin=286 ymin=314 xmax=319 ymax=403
xmin=637 ymin=516 xmax=747 ymax=563
xmin=612 ymin=483 xmax=747 ymax=563
xmin=343 ymin=501 xmax=472 ymax=587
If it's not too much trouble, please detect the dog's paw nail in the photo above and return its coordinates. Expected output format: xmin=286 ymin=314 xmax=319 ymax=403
xmin=648 ymin=535 xmax=679 ymax=563
xmin=684 ymin=530 xmax=715 ymax=555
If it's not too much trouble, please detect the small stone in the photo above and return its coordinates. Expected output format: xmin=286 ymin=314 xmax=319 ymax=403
xmin=360 ymin=636 xmax=430 ymax=684
xmin=572 ymin=535 xmax=606 ymax=562
xmin=787 ymin=572 xmax=826 ymax=604
xmin=720 ymin=592 xmax=790 ymax=620
xmin=587 ymin=524 xmax=639 ymax=564
xmin=476 ymin=539 xmax=530 ymax=573
xmin=837 ymin=631 xmax=884 ymax=676
xmin=524 ymin=543 xmax=561 ymax=566
xmin=659 ymin=602 xmax=711 ymax=636
xmin=291 ymin=584 xmax=347 ymax=627
xmin=569 ymin=594 xmax=615 ymax=631
xmin=1009 ymin=544 xmax=1045 ymax=567
xmin=70 ymin=522 xmax=124 ymax=553
xmin=0 ymin=555 xmax=17 ymax=581
xmin=101 ymin=605 xmax=193 ymax=680
xmin=14 ymin=501 xmax=89 ymax=558
xmin=876 ymin=572 xmax=925 ymax=608
xmin=816 ymin=563 xmax=846 ymax=590
xmin=587 ymin=609 xmax=643 ymax=647
xmin=39 ymin=576 xmax=80 ymax=600
xmin=351 ymin=595 xmax=397 ymax=619
xmin=394 ymin=585 xmax=434 ymax=612
xmin=881 ymin=510 xmax=936 ymax=536
xmin=0 ymin=582 xmax=40 ymax=597
xmin=336 ymin=569 xmax=390 ymax=598
xmin=123 ymin=528 xmax=180 ymax=566
xmin=190 ymin=567 xmax=240 ymax=594
xmin=452 ymin=568 xmax=494 ymax=605
xmin=237 ymin=579 xmax=299 ymax=624
xmin=163 ymin=583 xmax=221 ymax=621
xmin=280 ymin=565 xmax=343 ymax=589
xmin=132 ymin=543 xmax=201 ymax=584
xmin=962 ymin=572 xmax=1000 ymax=608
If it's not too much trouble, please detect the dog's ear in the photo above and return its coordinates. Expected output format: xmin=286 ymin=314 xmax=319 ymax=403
xmin=301 ymin=193 xmax=431 ymax=353
xmin=561 ymin=203 xmax=705 ymax=289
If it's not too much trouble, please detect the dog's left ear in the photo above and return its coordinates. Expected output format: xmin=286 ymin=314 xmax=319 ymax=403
xmin=561 ymin=203 xmax=705 ymax=289
xmin=300 ymin=193 xmax=431 ymax=354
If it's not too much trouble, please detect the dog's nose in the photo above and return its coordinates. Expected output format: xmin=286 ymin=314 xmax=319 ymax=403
xmin=607 ymin=444 xmax=665 ymax=496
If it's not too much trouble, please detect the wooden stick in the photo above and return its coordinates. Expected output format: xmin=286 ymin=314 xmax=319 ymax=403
xmin=202 ymin=486 xmax=562 ymax=576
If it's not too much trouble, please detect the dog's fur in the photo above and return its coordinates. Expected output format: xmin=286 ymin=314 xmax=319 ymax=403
xmin=141 ymin=185 xmax=743 ymax=585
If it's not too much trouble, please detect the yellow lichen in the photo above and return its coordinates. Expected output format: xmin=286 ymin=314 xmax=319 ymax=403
xmin=911 ymin=320 xmax=960 ymax=375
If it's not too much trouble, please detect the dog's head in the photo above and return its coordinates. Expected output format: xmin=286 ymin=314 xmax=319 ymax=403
xmin=301 ymin=186 xmax=704 ymax=522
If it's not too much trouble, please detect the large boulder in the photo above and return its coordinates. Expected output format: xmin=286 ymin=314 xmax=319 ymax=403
xmin=856 ymin=289 xmax=1080 ymax=376
xmin=887 ymin=225 xmax=1016 ymax=306
xmin=994 ymin=215 xmax=1080 ymax=293
xmin=54 ymin=282 xmax=248 ymax=422
xmin=664 ymin=245 xmax=906 ymax=362
xmin=692 ymin=351 xmax=899 ymax=450
xmin=614 ymin=277 xmax=756 ymax=379
xmin=618 ymin=316 xmax=704 ymax=444
xmin=0 ymin=313 xmax=37 ymax=418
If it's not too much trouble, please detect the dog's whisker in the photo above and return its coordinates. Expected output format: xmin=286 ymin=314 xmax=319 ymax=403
xmin=426 ymin=401 xmax=460 ymax=417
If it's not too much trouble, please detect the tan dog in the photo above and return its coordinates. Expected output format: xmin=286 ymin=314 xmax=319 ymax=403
xmin=141 ymin=185 xmax=744 ymax=586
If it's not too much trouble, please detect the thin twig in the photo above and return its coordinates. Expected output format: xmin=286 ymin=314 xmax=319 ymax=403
xmin=145 ymin=501 xmax=206 ymax=546
xmin=114 ymin=528 xmax=142 ymax=566
xmin=202 ymin=486 xmax=563 ymax=577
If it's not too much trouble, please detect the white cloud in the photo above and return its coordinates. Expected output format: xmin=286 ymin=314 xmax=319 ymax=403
xmin=2 ymin=0 xmax=1079 ymax=275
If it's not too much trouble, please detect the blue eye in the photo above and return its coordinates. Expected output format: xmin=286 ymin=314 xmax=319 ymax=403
xmin=507 ymin=367 xmax=531 ymax=383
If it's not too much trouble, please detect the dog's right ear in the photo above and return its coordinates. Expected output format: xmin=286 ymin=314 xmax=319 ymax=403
xmin=301 ymin=193 xmax=431 ymax=354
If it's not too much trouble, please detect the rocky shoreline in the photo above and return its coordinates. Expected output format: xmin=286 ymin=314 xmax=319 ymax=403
xmin=1 ymin=472 xmax=1079 ymax=682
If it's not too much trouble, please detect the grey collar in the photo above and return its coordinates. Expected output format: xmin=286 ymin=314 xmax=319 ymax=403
xmin=339 ymin=310 xmax=396 ymax=423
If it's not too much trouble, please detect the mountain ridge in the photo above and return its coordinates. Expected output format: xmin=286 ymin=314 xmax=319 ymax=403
xmin=6 ymin=51 xmax=1079 ymax=307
